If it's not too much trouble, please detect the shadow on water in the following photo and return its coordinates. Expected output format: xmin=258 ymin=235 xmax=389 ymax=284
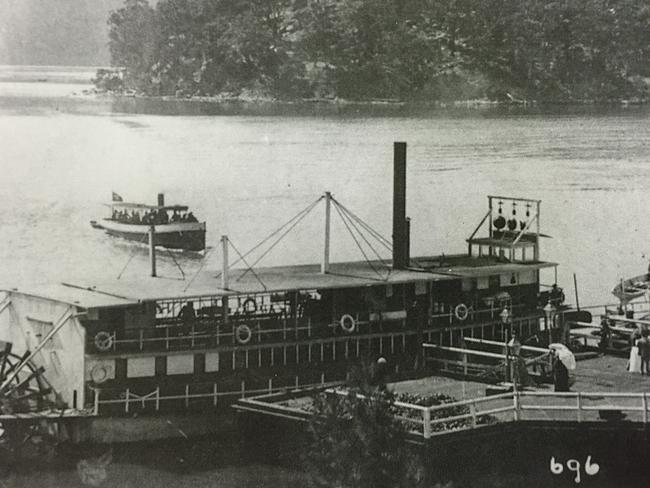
xmin=1 ymin=431 xmax=309 ymax=488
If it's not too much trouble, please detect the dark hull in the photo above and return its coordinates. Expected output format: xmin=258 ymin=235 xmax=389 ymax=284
xmin=105 ymin=228 xmax=205 ymax=252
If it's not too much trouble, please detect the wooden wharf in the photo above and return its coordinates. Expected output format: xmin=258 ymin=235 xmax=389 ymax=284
xmin=235 ymin=355 xmax=650 ymax=444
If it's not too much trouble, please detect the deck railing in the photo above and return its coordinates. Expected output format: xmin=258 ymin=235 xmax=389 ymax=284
xmin=90 ymin=376 xmax=343 ymax=415
xmin=86 ymin=304 xmax=543 ymax=355
xmin=355 ymin=391 xmax=650 ymax=440
xmin=327 ymin=388 xmax=516 ymax=439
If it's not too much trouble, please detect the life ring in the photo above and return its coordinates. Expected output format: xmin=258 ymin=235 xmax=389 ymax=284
xmin=94 ymin=331 xmax=113 ymax=352
xmin=242 ymin=298 xmax=257 ymax=314
xmin=454 ymin=304 xmax=469 ymax=321
xmin=235 ymin=324 xmax=253 ymax=344
xmin=90 ymin=364 xmax=109 ymax=384
xmin=339 ymin=314 xmax=356 ymax=333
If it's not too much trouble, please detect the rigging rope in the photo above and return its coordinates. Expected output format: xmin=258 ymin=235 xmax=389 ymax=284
xmin=332 ymin=199 xmax=391 ymax=270
xmin=165 ymin=248 xmax=186 ymax=281
xmin=116 ymin=231 xmax=152 ymax=280
xmin=234 ymin=195 xmax=323 ymax=269
xmin=333 ymin=201 xmax=386 ymax=281
xmin=331 ymin=198 xmax=392 ymax=251
xmin=228 ymin=239 xmax=267 ymax=291
xmin=185 ymin=196 xmax=323 ymax=291
xmin=333 ymin=196 xmax=428 ymax=273
xmin=236 ymin=196 xmax=323 ymax=281
xmin=183 ymin=245 xmax=218 ymax=292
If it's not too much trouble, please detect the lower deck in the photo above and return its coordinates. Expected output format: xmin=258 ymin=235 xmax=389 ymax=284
xmin=86 ymin=313 xmax=544 ymax=415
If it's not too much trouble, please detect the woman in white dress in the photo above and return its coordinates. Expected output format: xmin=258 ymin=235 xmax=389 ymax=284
xmin=628 ymin=338 xmax=642 ymax=373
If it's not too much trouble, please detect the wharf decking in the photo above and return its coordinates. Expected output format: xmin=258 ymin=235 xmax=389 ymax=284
xmin=394 ymin=355 xmax=644 ymax=397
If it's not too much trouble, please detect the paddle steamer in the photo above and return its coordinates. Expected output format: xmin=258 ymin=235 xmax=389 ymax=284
xmin=0 ymin=143 xmax=561 ymax=442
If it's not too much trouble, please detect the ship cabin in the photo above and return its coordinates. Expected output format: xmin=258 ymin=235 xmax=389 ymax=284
xmin=106 ymin=193 xmax=199 ymax=226
xmin=0 ymin=194 xmax=559 ymax=419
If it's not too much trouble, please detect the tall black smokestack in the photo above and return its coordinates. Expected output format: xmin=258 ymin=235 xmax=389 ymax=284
xmin=393 ymin=142 xmax=408 ymax=269
xmin=157 ymin=193 xmax=165 ymax=207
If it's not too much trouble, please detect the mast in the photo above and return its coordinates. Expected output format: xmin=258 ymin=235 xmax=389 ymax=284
xmin=149 ymin=225 xmax=157 ymax=277
xmin=322 ymin=191 xmax=331 ymax=274
xmin=221 ymin=235 xmax=229 ymax=289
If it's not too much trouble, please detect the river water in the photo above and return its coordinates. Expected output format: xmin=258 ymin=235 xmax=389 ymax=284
xmin=1 ymin=66 xmax=650 ymax=485
xmin=2 ymin=67 xmax=650 ymax=307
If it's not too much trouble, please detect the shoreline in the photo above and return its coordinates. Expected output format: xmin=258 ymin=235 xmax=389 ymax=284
xmin=84 ymin=90 xmax=649 ymax=109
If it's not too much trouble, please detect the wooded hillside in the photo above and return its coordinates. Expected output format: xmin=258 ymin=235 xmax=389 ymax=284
xmin=105 ymin=0 xmax=650 ymax=101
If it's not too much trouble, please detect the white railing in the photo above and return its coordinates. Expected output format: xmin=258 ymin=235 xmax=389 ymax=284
xmin=327 ymin=388 xmax=517 ymax=439
xmin=91 ymin=376 xmax=341 ymax=415
xmin=403 ymin=391 xmax=650 ymax=439
xmin=318 ymin=389 xmax=650 ymax=440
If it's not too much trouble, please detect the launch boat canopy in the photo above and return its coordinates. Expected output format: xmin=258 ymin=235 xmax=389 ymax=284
xmin=90 ymin=193 xmax=206 ymax=252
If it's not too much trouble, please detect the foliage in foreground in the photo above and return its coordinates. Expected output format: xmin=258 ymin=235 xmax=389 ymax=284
xmin=304 ymin=386 xmax=426 ymax=488
xmin=301 ymin=356 xmax=501 ymax=488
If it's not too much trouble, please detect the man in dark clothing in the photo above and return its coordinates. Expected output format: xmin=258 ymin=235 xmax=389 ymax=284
xmin=179 ymin=301 xmax=196 ymax=325
xmin=598 ymin=317 xmax=611 ymax=351
xmin=552 ymin=351 xmax=570 ymax=392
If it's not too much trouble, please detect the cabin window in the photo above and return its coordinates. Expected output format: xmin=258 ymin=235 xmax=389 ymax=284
xmin=115 ymin=359 xmax=127 ymax=380
xmin=432 ymin=302 xmax=442 ymax=314
xmin=415 ymin=281 xmax=428 ymax=296
xmin=127 ymin=357 xmax=155 ymax=378
xmin=461 ymin=279 xmax=474 ymax=292
xmin=477 ymin=276 xmax=489 ymax=290
xmin=205 ymin=351 xmax=220 ymax=372
xmin=365 ymin=287 xmax=387 ymax=311
xmin=386 ymin=285 xmax=393 ymax=298
xmin=488 ymin=275 xmax=500 ymax=290
xmin=519 ymin=270 xmax=536 ymax=285
xmin=167 ymin=354 xmax=194 ymax=375
xmin=500 ymin=273 xmax=519 ymax=287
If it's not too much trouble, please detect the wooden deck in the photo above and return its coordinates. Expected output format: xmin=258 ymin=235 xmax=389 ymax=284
xmin=394 ymin=355 xmax=644 ymax=397
xmin=5 ymin=254 xmax=556 ymax=307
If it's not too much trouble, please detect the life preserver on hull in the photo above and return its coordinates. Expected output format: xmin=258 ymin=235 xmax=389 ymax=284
xmin=242 ymin=298 xmax=257 ymax=314
xmin=235 ymin=324 xmax=253 ymax=344
xmin=454 ymin=304 xmax=469 ymax=321
xmin=90 ymin=364 xmax=109 ymax=384
xmin=340 ymin=314 xmax=356 ymax=333
xmin=94 ymin=331 xmax=113 ymax=352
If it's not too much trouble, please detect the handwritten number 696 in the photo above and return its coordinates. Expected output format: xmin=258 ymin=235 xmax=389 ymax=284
xmin=550 ymin=456 xmax=600 ymax=483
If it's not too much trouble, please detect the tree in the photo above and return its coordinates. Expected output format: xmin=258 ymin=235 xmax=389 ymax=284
xmin=107 ymin=0 xmax=158 ymax=91
xmin=303 ymin=364 xmax=425 ymax=488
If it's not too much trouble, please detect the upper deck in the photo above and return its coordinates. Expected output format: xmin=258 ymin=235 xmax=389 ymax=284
xmin=5 ymin=253 xmax=557 ymax=310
